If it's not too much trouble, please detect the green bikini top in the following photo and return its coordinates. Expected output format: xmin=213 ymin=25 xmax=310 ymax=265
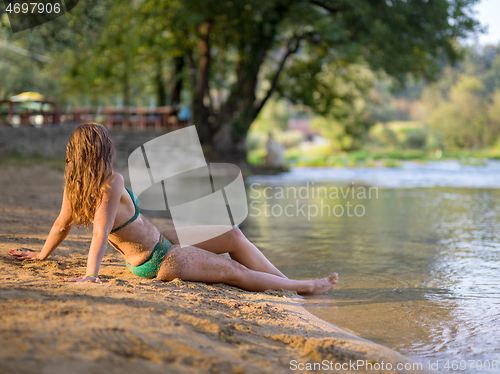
xmin=110 ymin=187 xmax=140 ymax=234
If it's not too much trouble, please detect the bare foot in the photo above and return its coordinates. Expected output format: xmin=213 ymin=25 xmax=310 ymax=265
xmin=305 ymin=273 xmax=339 ymax=295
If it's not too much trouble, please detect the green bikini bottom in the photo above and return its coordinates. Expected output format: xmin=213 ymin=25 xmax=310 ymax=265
xmin=125 ymin=234 xmax=173 ymax=279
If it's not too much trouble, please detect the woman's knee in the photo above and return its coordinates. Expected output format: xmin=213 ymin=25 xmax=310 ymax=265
xmin=226 ymin=226 xmax=245 ymax=243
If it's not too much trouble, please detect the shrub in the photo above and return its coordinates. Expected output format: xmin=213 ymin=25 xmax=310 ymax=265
xmin=245 ymin=131 xmax=267 ymax=151
xmin=368 ymin=123 xmax=399 ymax=146
xmin=405 ymin=129 xmax=427 ymax=149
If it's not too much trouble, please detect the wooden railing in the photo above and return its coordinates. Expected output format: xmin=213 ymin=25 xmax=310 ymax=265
xmin=0 ymin=100 xmax=60 ymax=127
xmin=0 ymin=102 xmax=188 ymax=130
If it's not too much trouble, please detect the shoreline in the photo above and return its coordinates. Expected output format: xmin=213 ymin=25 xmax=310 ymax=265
xmin=0 ymin=256 xmax=423 ymax=374
xmin=0 ymin=164 xmax=425 ymax=373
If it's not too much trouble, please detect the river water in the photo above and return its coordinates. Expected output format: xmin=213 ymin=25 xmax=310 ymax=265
xmin=243 ymin=161 xmax=500 ymax=372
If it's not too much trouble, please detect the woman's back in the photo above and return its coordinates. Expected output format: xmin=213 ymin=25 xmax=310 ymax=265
xmin=105 ymin=172 xmax=161 ymax=267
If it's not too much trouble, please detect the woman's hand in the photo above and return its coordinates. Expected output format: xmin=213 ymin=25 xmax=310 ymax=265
xmin=9 ymin=249 xmax=41 ymax=261
xmin=62 ymin=274 xmax=102 ymax=283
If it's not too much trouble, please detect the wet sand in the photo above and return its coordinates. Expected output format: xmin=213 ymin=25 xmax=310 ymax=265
xmin=0 ymin=164 xmax=423 ymax=373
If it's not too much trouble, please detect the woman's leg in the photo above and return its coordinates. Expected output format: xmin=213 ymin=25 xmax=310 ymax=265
xmin=157 ymin=244 xmax=338 ymax=295
xmin=162 ymin=226 xmax=287 ymax=278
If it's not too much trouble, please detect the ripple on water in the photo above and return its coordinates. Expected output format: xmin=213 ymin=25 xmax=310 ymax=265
xmin=243 ymin=184 xmax=500 ymax=369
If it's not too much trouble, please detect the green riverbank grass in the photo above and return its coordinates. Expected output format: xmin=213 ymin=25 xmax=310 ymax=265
xmin=248 ymin=146 xmax=500 ymax=168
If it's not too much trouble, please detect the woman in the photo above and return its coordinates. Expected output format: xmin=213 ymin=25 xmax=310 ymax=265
xmin=9 ymin=123 xmax=338 ymax=294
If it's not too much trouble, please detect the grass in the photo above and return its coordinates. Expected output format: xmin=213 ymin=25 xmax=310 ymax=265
xmin=248 ymin=148 xmax=267 ymax=166
xmin=282 ymin=146 xmax=426 ymax=168
xmin=248 ymin=143 xmax=500 ymax=168
xmin=382 ymin=159 xmax=401 ymax=168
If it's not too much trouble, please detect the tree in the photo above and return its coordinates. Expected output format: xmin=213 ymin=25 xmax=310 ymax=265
xmin=157 ymin=0 xmax=480 ymax=161
xmin=0 ymin=0 xmax=110 ymax=101
xmin=291 ymin=62 xmax=376 ymax=151
xmin=430 ymin=75 xmax=493 ymax=148
xmin=1 ymin=0 xmax=481 ymax=162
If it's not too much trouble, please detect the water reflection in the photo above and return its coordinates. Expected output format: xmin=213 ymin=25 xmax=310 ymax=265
xmin=242 ymin=184 xmax=500 ymax=370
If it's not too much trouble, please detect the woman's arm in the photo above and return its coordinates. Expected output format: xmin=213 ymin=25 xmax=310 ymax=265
xmin=65 ymin=173 xmax=123 ymax=283
xmin=11 ymin=188 xmax=74 ymax=261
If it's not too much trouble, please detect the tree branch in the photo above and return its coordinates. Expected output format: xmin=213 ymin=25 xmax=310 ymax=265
xmin=253 ymin=37 xmax=301 ymax=116
xmin=0 ymin=39 xmax=51 ymax=62
xmin=308 ymin=0 xmax=343 ymax=14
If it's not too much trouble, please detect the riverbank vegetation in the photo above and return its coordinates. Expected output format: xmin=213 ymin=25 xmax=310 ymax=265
xmin=248 ymin=44 xmax=500 ymax=167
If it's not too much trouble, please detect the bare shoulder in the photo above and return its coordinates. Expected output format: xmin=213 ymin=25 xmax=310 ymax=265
xmin=105 ymin=172 xmax=125 ymax=194
xmin=110 ymin=172 xmax=124 ymax=186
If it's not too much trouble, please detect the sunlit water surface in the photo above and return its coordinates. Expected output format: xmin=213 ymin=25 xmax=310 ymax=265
xmin=242 ymin=162 xmax=500 ymax=372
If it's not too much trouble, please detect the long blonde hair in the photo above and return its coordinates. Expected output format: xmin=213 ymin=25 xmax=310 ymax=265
xmin=64 ymin=123 xmax=114 ymax=228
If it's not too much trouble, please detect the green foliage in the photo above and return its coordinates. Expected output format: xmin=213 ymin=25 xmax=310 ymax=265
xmin=0 ymin=0 xmax=111 ymax=101
xmin=428 ymin=74 xmax=499 ymax=149
xmin=460 ymin=157 xmax=487 ymax=166
xmin=380 ymin=149 xmax=426 ymax=160
xmin=367 ymin=44 xmax=500 ymax=152
xmin=245 ymin=131 xmax=267 ymax=152
xmin=0 ymin=0 xmax=481 ymax=158
xmin=251 ymin=98 xmax=291 ymax=132
xmin=310 ymin=116 xmax=353 ymax=151
xmin=0 ymin=54 xmax=55 ymax=98
xmin=292 ymin=144 xmax=333 ymax=167
xmin=404 ymin=129 xmax=427 ymax=149
xmin=274 ymin=131 xmax=305 ymax=148
xmin=247 ymin=148 xmax=267 ymax=166
xmin=283 ymin=62 xmax=375 ymax=150
xmin=368 ymin=123 xmax=399 ymax=147
xmin=383 ymin=159 xmax=401 ymax=168
xmin=347 ymin=149 xmax=370 ymax=162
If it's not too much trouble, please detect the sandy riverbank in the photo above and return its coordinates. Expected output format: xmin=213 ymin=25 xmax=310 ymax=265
xmin=0 ymin=163 xmax=423 ymax=373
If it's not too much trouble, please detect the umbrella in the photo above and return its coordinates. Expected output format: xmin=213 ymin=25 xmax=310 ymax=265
xmin=10 ymin=92 xmax=45 ymax=102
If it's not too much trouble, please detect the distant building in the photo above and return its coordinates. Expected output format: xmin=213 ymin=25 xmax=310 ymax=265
xmin=287 ymin=118 xmax=319 ymax=141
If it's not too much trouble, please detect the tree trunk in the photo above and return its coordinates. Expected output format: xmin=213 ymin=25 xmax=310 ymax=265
xmin=192 ymin=20 xmax=214 ymax=145
xmin=156 ymin=59 xmax=167 ymax=106
xmin=169 ymin=56 xmax=184 ymax=105
xmin=192 ymin=5 xmax=290 ymax=163
xmin=211 ymin=38 xmax=277 ymax=162
xmin=212 ymin=116 xmax=251 ymax=163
